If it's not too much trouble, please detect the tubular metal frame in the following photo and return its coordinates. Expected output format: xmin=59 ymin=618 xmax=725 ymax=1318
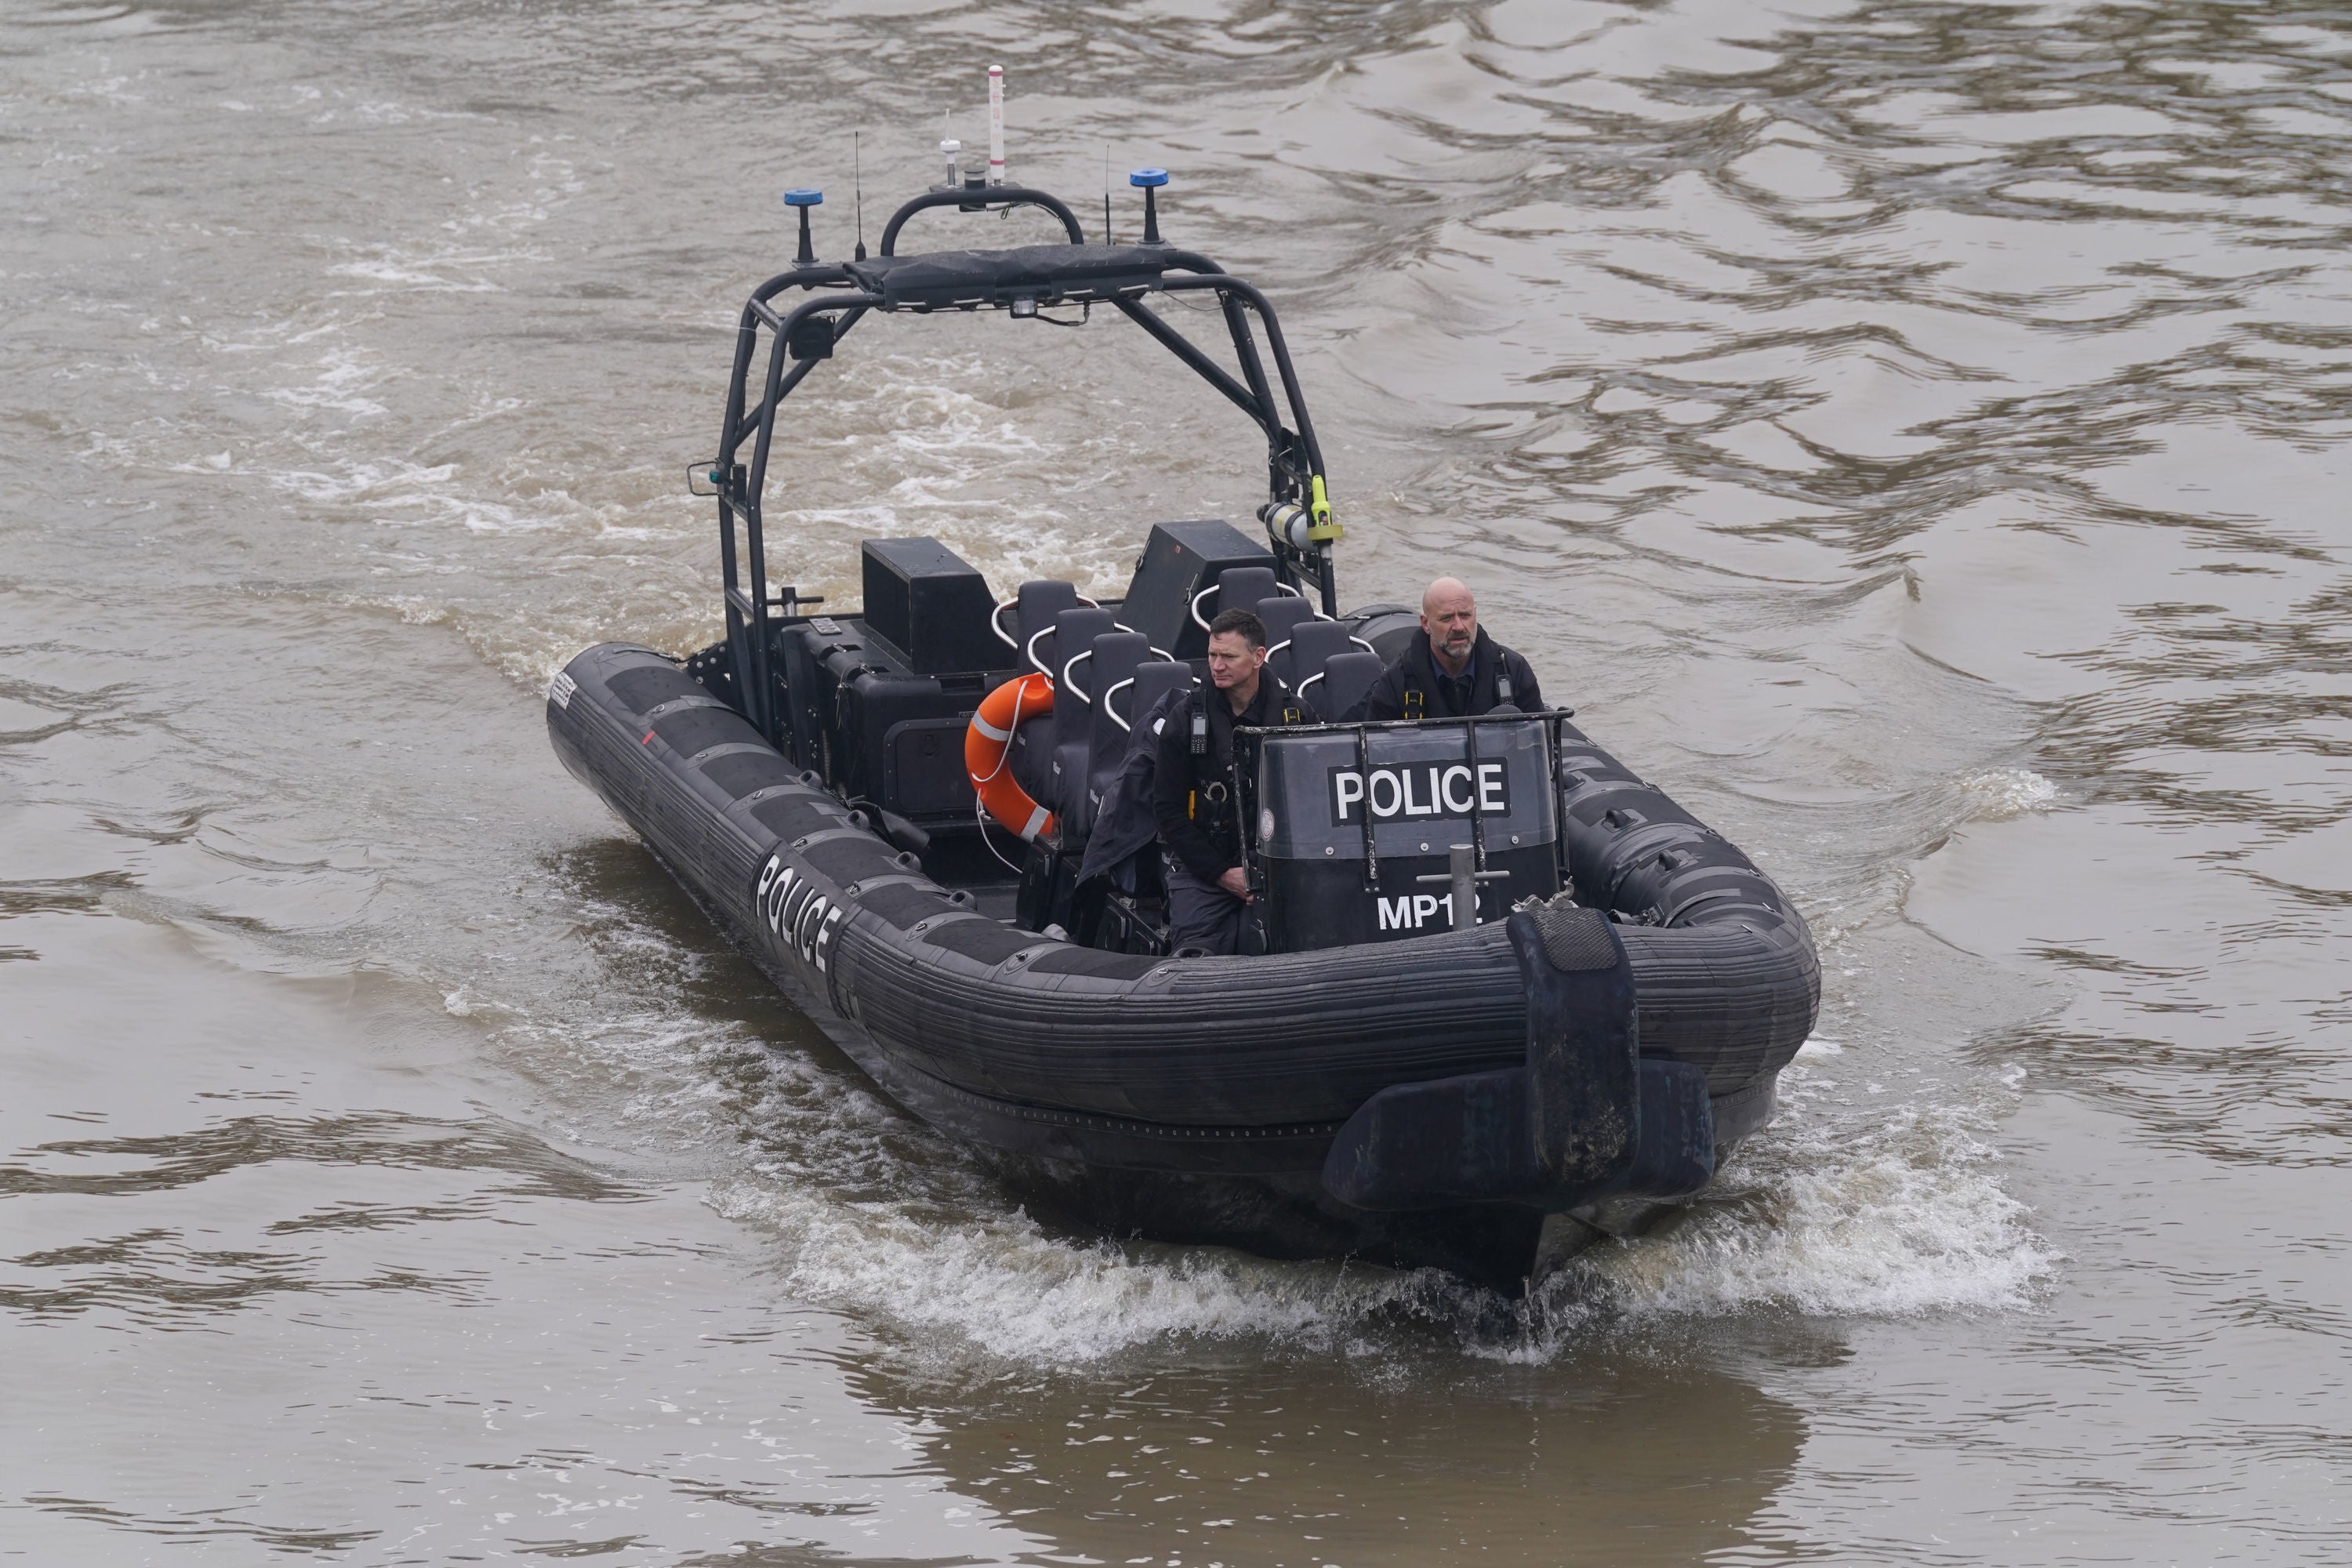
xmin=707 ymin=188 xmax=1340 ymax=750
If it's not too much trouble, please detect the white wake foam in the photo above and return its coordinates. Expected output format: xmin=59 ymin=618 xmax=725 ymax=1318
xmin=1960 ymin=766 xmax=2059 ymax=818
xmin=697 ymin=1040 xmax=2061 ymax=1367
xmin=1535 ymin=1068 xmax=2060 ymax=1334
xmin=711 ymin=1177 xmax=1433 ymax=1364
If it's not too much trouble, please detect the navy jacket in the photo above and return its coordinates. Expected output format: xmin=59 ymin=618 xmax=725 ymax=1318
xmin=1152 ymin=676 xmax=1318 ymax=884
xmin=1359 ymin=626 xmax=1542 ymax=721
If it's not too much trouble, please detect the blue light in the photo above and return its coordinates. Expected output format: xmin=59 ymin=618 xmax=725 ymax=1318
xmin=783 ymin=188 xmax=824 ymax=207
xmin=1128 ymin=168 xmax=1169 ymax=189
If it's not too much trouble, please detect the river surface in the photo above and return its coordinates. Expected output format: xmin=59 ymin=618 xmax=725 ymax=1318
xmin=5 ymin=1 xmax=2350 ymax=1562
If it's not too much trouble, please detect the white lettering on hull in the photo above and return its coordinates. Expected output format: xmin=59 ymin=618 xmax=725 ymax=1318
xmin=756 ymin=850 xmax=843 ymax=971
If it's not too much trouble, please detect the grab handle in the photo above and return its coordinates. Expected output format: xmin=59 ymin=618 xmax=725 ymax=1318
xmin=879 ymin=187 xmax=1087 ymax=256
xmin=1189 ymin=584 xmax=1218 ymax=633
xmin=1189 ymin=579 xmax=1306 ymax=632
xmin=1102 ymin=676 xmax=1136 ymax=731
xmin=1114 ymin=620 xmax=1174 ymax=661
xmin=1062 ymin=649 xmax=1095 ymax=705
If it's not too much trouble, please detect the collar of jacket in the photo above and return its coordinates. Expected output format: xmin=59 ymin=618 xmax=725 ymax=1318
xmin=1214 ymin=673 xmax=1289 ymax=720
xmin=1415 ymin=624 xmax=1491 ymax=687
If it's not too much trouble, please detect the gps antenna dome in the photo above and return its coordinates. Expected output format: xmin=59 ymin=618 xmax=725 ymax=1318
xmin=784 ymin=187 xmax=822 ymax=264
xmin=1130 ymin=168 xmax=1169 ymax=245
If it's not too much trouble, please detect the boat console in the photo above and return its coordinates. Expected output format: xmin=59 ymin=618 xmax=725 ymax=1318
xmin=1250 ymin=714 xmax=1564 ymax=951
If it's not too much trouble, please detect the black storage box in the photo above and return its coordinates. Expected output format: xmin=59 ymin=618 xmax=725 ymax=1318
xmin=1251 ymin=720 xmax=1562 ymax=952
xmin=1117 ymin=520 xmax=1274 ymax=662
xmin=860 ymin=537 xmax=1004 ymax=675
xmin=771 ymin=615 xmax=995 ymax=826
xmin=825 ymin=647 xmax=990 ymax=824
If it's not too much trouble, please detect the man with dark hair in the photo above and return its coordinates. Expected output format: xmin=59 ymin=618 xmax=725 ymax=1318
xmin=1152 ymin=607 xmax=1319 ymax=955
xmin=1359 ymin=575 xmax=1543 ymax=721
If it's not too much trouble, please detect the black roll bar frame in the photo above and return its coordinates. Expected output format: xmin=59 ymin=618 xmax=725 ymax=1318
xmin=706 ymin=187 xmax=1341 ymax=751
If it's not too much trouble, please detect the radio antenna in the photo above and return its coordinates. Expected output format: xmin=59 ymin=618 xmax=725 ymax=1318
xmin=853 ymin=130 xmax=866 ymax=260
xmin=1102 ymin=144 xmax=1112 ymax=243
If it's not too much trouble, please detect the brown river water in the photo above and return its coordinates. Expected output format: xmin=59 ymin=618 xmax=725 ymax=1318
xmin=5 ymin=1 xmax=2350 ymax=1562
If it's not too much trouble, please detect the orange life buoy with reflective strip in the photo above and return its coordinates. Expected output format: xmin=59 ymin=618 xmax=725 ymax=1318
xmin=965 ymin=672 xmax=1057 ymax=842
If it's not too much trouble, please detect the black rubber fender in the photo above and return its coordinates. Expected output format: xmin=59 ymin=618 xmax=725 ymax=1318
xmin=547 ymin=644 xmax=1818 ymax=1138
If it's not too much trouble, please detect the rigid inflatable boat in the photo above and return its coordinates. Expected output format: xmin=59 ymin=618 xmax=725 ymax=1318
xmin=547 ymin=124 xmax=1818 ymax=1289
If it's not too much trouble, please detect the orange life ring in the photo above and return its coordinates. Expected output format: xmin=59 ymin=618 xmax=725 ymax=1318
xmin=966 ymin=673 xmax=1057 ymax=842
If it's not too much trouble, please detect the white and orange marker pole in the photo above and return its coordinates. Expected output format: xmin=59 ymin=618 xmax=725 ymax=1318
xmin=988 ymin=65 xmax=1006 ymax=186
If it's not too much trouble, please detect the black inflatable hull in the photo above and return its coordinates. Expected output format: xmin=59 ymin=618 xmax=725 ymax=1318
xmin=547 ymin=643 xmax=1819 ymax=1288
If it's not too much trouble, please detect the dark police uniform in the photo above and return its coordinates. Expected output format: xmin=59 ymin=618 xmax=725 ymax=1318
xmin=1152 ymin=676 xmax=1317 ymax=954
xmin=1359 ymin=626 xmax=1542 ymax=721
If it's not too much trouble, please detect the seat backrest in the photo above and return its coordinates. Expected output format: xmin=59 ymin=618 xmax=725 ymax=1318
xmin=1120 ymin=659 xmax=1196 ymax=746
xmin=1054 ymin=736 xmax=1094 ymax=831
xmin=1254 ymin=596 xmax=1319 ymax=693
xmin=1048 ymin=608 xmax=1119 ymax=750
xmin=1206 ymin=566 xmax=1279 ymax=632
xmin=1083 ymin=632 xmax=1152 ymax=782
xmin=1014 ymin=579 xmax=1082 ymax=666
xmin=1314 ymin=651 xmax=1386 ymax=723
xmin=1285 ymin=619 xmax=1354 ymax=706
xmin=1082 ymin=658 xmax=1195 ymax=832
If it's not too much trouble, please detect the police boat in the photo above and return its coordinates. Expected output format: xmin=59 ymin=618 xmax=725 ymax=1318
xmin=546 ymin=104 xmax=1820 ymax=1290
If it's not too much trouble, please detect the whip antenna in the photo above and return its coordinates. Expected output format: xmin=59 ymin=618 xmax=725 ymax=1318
xmin=1103 ymin=145 xmax=1112 ymax=243
xmin=853 ymin=130 xmax=866 ymax=261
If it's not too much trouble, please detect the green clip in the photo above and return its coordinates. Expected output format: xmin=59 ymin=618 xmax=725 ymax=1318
xmin=1306 ymin=474 xmax=1342 ymax=543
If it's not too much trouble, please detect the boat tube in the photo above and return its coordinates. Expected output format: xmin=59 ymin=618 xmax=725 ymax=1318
xmin=548 ymin=125 xmax=1817 ymax=1289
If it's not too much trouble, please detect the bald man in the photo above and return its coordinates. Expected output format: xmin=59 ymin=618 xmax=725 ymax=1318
xmin=1358 ymin=576 xmax=1544 ymax=721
